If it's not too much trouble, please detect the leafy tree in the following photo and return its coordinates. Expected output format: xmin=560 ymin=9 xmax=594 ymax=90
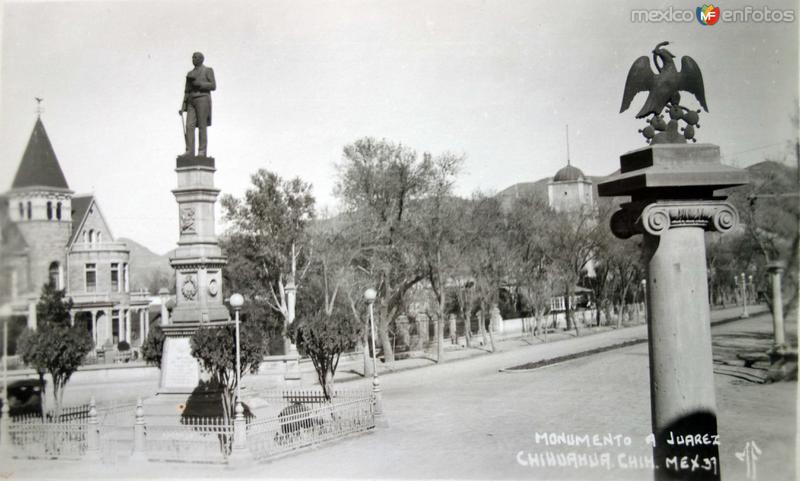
xmin=141 ymin=322 xmax=165 ymax=368
xmin=334 ymin=138 xmax=434 ymax=365
xmin=289 ymin=309 xmax=363 ymax=400
xmin=17 ymin=283 xmax=93 ymax=416
xmin=413 ymin=152 xmax=465 ymax=362
xmin=190 ymin=320 xmax=267 ymax=422
xmin=221 ymin=169 xmax=315 ymax=352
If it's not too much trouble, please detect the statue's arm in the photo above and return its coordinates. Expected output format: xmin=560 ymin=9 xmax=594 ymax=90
xmin=193 ymin=68 xmax=216 ymax=92
xmin=180 ymin=78 xmax=190 ymax=112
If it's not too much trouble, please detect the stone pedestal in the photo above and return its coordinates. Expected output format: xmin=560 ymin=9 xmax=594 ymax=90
xmin=600 ymin=143 xmax=747 ymax=481
xmin=170 ymin=155 xmax=228 ymax=324
xmin=146 ymin=155 xmax=230 ymax=421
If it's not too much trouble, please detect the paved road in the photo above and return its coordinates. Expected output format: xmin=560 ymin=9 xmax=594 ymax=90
xmin=5 ymin=307 xmax=794 ymax=481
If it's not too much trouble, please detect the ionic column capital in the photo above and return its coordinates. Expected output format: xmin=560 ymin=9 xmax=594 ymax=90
xmin=610 ymin=200 xmax=739 ymax=239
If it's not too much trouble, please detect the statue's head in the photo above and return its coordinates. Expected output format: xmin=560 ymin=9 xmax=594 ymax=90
xmin=192 ymin=52 xmax=205 ymax=67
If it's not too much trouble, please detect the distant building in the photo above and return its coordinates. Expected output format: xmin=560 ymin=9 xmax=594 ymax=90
xmin=0 ymin=117 xmax=150 ymax=351
xmin=547 ymin=161 xmax=594 ymax=213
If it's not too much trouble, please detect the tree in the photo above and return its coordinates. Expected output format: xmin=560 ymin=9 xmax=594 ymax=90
xmin=334 ymin=137 xmax=435 ymax=366
xmin=541 ymin=207 xmax=604 ymax=335
xmin=464 ymin=192 xmax=514 ymax=352
xmin=17 ymin=283 xmax=93 ymax=416
xmin=141 ymin=322 xmax=165 ymax=368
xmin=289 ymin=309 xmax=363 ymax=400
xmin=221 ymin=169 xmax=316 ymax=352
xmin=190 ymin=320 xmax=267 ymax=422
xmin=414 ymin=152 xmax=465 ymax=362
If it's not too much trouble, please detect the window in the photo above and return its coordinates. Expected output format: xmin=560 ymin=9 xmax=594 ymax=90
xmin=123 ymin=263 xmax=129 ymax=292
xmin=88 ymin=230 xmax=94 ymax=244
xmin=83 ymin=231 xmax=88 ymax=243
xmin=85 ymin=263 xmax=97 ymax=292
xmin=97 ymin=232 xmax=102 ymax=243
xmin=18 ymin=202 xmax=23 ymax=219
xmin=56 ymin=202 xmax=62 ymax=220
xmin=48 ymin=262 xmax=60 ymax=289
xmin=111 ymin=263 xmax=119 ymax=292
xmin=26 ymin=201 xmax=31 ymax=219
xmin=47 ymin=201 xmax=52 ymax=220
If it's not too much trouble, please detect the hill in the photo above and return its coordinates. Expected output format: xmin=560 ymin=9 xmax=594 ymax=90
xmin=119 ymin=237 xmax=173 ymax=294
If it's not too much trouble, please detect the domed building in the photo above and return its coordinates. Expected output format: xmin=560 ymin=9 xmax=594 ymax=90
xmin=547 ymin=160 xmax=594 ymax=213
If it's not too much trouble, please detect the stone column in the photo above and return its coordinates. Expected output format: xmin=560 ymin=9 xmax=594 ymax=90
xmin=91 ymin=311 xmax=98 ymax=346
xmin=138 ymin=309 xmax=146 ymax=346
xmin=125 ymin=309 xmax=132 ymax=343
xmin=767 ymin=261 xmax=787 ymax=351
xmin=27 ymin=302 xmax=36 ymax=330
xmin=599 ymin=143 xmax=747 ymax=481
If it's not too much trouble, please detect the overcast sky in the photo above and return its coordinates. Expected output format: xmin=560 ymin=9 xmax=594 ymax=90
xmin=1 ymin=0 xmax=797 ymax=254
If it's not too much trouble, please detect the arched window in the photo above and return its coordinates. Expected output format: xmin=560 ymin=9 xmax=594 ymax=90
xmin=47 ymin=201 xmax=53 ymax=220
xmin=26 ymin=201 xmax=32 ymax=219
xmin=97 ymin=232 xmax=102 ymax=243
xmin=48 ymin=261 xmax=61 ymax=289
xmin=83 ymin=231 xmax=88 ymax=243
xmin=56 ymin=202 xmax=62 ymax=220
xmin=88 ymin=229 xmax=95 ymax=244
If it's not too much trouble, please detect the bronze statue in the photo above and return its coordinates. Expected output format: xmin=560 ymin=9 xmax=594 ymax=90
xmin=621 ymin=42 xmax=707 ymax=144
xmin=180 ymin=52 xmax=216 ymax=157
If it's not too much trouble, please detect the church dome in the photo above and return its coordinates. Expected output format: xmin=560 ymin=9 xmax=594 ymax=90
xmin=553 ymin=164 xmax=585 ymax=182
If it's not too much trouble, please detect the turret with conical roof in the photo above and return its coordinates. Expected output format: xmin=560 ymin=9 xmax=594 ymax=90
xmin=4 ymin=117 xmax=73 ymax=295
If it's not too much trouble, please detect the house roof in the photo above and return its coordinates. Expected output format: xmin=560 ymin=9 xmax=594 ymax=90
xmin=11 ymin=118 xmax=69 ymax=190
xmin=69 ymin=195 xmax=94 ymax=245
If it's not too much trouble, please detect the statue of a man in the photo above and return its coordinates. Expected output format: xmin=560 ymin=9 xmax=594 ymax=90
xmin=180 ymin=52 xmax=216 ymax=157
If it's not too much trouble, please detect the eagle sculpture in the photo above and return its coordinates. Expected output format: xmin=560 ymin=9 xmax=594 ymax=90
xmin=621 ymin=41 xmax=707 ymax=118
xmin=621 ymin=42 xmax=708 ymax=143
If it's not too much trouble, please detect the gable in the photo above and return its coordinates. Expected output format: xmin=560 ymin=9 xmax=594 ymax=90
xmin=69 ymin=196 xmax=115 ymax=248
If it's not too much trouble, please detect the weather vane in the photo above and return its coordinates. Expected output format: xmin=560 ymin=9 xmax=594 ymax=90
xmin=35 ymin=97 xmax=44 ymax=117
xmin=620 ymin=41 xmax=707 ymax=144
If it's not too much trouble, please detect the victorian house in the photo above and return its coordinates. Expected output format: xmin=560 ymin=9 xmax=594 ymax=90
xmin=0 ymin=117 xmax=150 ymax=352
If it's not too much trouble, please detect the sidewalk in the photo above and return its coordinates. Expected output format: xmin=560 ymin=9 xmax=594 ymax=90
xmin=315 ymin=304 xmax=769 ymax=388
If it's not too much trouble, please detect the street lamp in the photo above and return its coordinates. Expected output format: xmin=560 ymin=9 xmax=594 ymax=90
xmin=1 ymin=303 xmax=11 ymax=450
xmin=640 ymin=279 xmax=647 ymax=323
xmin=363 ymin=288 xmax=387 ymax=427
xmin=229 ymin=293 xmax=244 ymax=404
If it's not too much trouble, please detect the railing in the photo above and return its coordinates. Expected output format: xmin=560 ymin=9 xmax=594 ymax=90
xmin=8 ymin=412 xmax=88 ymax=459
xmin=246 ymin=391 xmax=375 ymax=461
xmin=145 ymin=417 xmax=232 ymax=464
xmin=2 ymin=390 xmax=376 ymax=464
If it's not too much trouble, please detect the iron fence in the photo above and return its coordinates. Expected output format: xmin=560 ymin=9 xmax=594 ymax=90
xmin=7 ymin=412 xmax=88 ymax=459
xmin=144 ymin=416 xmax=232 ymax=464
xmin=246 ymin=393 xmax=375 ymax=460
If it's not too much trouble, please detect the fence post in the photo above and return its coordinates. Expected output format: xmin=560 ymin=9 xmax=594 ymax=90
xmin=84 ymin=397 xmax=101 ymax=461
xmin=227 ymin=400 xmax=252 ymax=467
xmin=0 ymin=398 xmax=10 ymax=456
xmin=131 ymin=398 xmax=147 ymax=461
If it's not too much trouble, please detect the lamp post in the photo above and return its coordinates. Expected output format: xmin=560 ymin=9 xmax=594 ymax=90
xmin=227 ymin=293 xmax=250 ymax=464
xmin=1 ymin=303 xmax=11 ymax=451
xmin=641 ymin=279 xmax=647 ymax=323
xmin=363 ymin=288 xmax=387 ymax=427
xmin=229 ymin=293 xmax=244 ymax=403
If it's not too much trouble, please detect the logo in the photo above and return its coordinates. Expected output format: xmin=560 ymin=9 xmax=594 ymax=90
xmin=697 ymin=4 xmax=721 ymax=25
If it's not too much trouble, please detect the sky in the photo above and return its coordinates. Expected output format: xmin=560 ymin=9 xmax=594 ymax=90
xmin=1 ymin=0 xmax=797 ymax=255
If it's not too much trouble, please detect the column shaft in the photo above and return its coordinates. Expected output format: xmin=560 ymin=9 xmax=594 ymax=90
xmin=645 ymin=227 xmax=719 ymax=480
